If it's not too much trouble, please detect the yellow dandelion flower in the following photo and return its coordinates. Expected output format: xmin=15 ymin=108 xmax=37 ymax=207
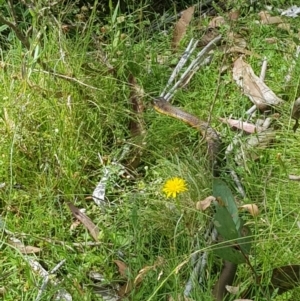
xmin=162 ymin=177 xmax=188 ymax=198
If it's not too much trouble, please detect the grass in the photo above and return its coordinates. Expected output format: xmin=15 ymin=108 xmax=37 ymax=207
xmin=1 ymin=0 xmax=300 ymax=300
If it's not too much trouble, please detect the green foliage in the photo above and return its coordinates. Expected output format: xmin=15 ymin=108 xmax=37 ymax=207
xmin=213 ymin=180 xmax=252 ymax=264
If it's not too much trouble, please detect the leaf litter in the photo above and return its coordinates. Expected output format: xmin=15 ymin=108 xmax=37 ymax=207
xmin=172 ymin=6 xmax=195 ymax=49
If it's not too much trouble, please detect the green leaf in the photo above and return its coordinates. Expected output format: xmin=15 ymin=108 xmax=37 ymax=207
xmin=214 ymin=204 xmax=239 ymax=241
xmin=213 ymin=243 xmax=246 ymax=264
xmin=237 ymin=224 xmax=252 ymax=254
xmin=213 ymin=179 xmax=240 ymax=229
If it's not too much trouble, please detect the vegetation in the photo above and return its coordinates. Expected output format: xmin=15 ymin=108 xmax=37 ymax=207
xmin=1 ymin=0 xmax=300 ymax=300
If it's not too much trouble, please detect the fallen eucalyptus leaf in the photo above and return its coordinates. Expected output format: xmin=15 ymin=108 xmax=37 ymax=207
xmin=233 ymin=57 xmax=283 ymax=110
xmin=67 ymin=202 xmax=99 ymax=241
xmin=172 ymin=6 xmax=195 ymax=49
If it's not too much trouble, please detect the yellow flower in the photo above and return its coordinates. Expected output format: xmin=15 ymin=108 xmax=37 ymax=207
xmin=162 ymin=177 xmax=187 ymax=198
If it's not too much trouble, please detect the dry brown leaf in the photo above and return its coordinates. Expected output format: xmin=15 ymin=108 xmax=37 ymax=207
xmin=239 ymin=204 xmax=259 ymax=216
xmin=259 ymin=11 xmax=283 ymax=24
xmin=114 ymin=260 xmax=129 ymax=278
xmin=9 ymin=238 xmax=41 ymax=254
xmin=196 ymin=196 xmax=216 ymax=211
xmin=232 ymin=57 xmax=283 ymax=110
xmin=117 ymin=257 xmax=164 ymax=297
xmin=219 ymin=117 xmax=262 ymax=133
xmin=21 ymin=246 xmax=41 ymax=254
xmin=126 ymin=74 xmax=146 ymax=171
xmin=172 ymin=6 xmax=195 ymax=49
xmin=128 ymin=75 xmax=145 ymax=138
xmin=134 ymin=266 xmax=153 ymax=285
xmin=208 ymin=16 xmax=225 ymax=28
xmin=67 ymin=202 xmax=99 ymax=241
xmin=134 ymin=256 xmax=164 ymax=285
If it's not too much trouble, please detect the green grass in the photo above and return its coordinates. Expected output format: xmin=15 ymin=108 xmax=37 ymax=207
xmin=1 ymin=1 xmax=300 ymax=300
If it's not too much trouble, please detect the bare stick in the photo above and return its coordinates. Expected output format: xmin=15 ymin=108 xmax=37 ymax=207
xmin=0 ymin=14 xmax=30 ymax=49
xmin=165 ymin=35 xmax=222 ymax=101
xmin=34 ymin=69 xmax=103 ymax=91
xmin=160 ymin=39 xmax=197 ymax=98
xmin=36 ymin=261 xmax=67 ymax=301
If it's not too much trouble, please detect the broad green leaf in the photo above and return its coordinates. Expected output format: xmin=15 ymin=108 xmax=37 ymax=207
xmin=237 ymin=224 xmax=252 ymax=254
xmin=213 ymin=243 xmax=246 ymax=264
xmin=214 ymin=204 xmax=239 ymax=241
xmin=213 ymin=179 xmax=240 ymax=229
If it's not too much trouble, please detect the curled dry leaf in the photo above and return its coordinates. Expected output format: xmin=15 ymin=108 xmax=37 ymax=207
xmin=172 ymin=6 xmax=195 ymax=49
xmin=134 ymin=256 xmax=164 ymax=285
xmin=196 ymin=196 xmax=216 ymax=211
xmin=233 ymin=57 xmax=283 ymax=110
xmin=239 ymin=204 xmax=259 ymax=217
